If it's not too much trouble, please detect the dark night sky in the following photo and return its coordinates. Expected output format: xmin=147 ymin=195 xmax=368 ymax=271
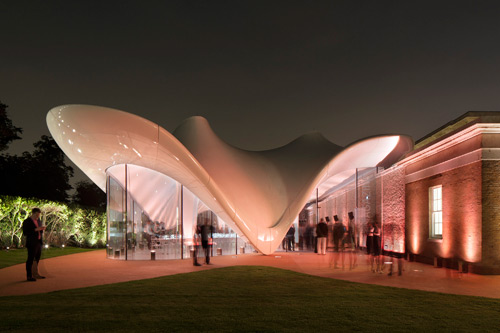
xmin=2 ymin=1 xmax=500 ymax=182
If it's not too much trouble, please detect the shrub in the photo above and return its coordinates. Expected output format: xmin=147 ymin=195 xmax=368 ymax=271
xmin=0 ymin=195 xmax=106 ymax=248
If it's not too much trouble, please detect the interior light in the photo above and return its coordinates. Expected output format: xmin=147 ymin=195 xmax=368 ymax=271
xmin=132 ymin=148 xmax=142 ymax=157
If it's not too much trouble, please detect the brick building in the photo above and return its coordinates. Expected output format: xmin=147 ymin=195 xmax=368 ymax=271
xmin=309 ymin=112 xmax=500 ymax=274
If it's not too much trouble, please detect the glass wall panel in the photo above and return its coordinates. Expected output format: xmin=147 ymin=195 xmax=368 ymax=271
xmin=107 ymin=172 xmax=126 ymax=259
xmin=182 ymin=187 xmax=209 ymax=259
xmin=238 ymin=237 xmax=255 ymax=254
xmin=106 ymin=163 xmax=255 ymax=260
xmin=212 ymin=216 xmax=237 ymax=256
xmin=293 ymin=168 xmax=380 ymax=254
xmin=125 ymin=164 xmax=182 ymax=260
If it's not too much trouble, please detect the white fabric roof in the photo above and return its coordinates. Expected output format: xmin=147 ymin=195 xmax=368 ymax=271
xmin=47 ymin=105 xmax=412 ymax=254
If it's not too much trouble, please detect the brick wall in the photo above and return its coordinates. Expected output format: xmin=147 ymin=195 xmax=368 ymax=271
xmin=380 ymin=167 xmax=406 ymax=253
xmin=481 ymin=160 xmax=500 ymax=271
xmin=405 ymin=161 xmax=482 ymax=264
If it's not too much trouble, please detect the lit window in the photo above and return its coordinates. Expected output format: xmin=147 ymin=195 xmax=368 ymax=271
xmin=429 ymin=185 xmax=442 ymax=239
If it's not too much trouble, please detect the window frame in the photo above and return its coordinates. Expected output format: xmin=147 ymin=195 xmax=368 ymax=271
xmin=429 ymin=185 xmax=443 ymax=239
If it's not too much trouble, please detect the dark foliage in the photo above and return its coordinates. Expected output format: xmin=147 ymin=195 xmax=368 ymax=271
xmin=0 ymin=135 xmax=74 ymax=202
xmin=72 ymin=180 xmax=106 ymax=211
xmin=0 ymin=101 xmax=22 ymax=152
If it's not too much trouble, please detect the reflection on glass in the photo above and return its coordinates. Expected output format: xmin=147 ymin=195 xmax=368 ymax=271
xmin=107 ymin=173 xmax=126 ymax=259
xmin=106 ymin=164 xmax=253 ymax=260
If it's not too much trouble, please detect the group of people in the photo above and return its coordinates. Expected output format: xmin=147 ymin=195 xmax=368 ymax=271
xmin=282 ymin=213 xmax=401 ymax=274
xmin=22 ymin=206 xmax=402 ymax=281
xmin=366 ymin=221 xmax=382 ymax=273
xmin=315 ymin=215 xmax=356 ymax=254
xmin=316 ymin=215 xmax=358 ymax=270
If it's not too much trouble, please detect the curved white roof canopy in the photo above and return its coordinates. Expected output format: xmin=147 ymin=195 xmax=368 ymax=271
xmin=46 ymin=105 xmax=412 ymax=254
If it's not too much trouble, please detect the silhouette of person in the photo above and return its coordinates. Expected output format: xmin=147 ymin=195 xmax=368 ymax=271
xmin=316 ymin=218 xmax=328 ymax=255
xmin=22 ymin=208 xmax=46 ymax=281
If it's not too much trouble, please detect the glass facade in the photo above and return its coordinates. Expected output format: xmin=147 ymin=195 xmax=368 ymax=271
xmin=105 ymin=164 xmax=253 ymax=260
xmin=284 ymin=167 xmax=405 ymax=255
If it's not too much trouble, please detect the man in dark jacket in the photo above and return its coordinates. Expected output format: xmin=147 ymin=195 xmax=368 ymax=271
xmin=316 ymin=218 xmax=328 ymax=255
xmin=22 ymin=208 xmax=46 ymax=281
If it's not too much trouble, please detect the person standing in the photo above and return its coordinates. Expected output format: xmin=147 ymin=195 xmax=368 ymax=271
xmin=286 ymin=225 xmax=295 ymax=251
xmin=316 ymin=218 xmax=328 ymax=255
xmin=346 ymin=214 xmax=357 ymax=270
xmin=22 ymin=208 xmax=46 ymax=281
xmin=372 ymin=222 xmax=382 ymax=273
xmin=333 ymin=216 xmax=345 ymax=252
xmin=193 ymin=225 xmax=202 ymax=266
xmin=200 ymin=219 xmax=214 ymax=264
xmin=366 ymin=222 xmax=373 ymax=256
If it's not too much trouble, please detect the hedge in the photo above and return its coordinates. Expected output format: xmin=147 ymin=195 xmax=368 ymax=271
xmin=0 ymin=195 xmax=106 ymax=248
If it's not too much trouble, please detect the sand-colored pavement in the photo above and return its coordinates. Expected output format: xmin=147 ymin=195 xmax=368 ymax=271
xmin=1 ymin=250 xmax=500 ymax=298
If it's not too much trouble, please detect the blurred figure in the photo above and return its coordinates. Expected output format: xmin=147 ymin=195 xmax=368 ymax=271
xmin=304 ymin=224 xmax=313 ymax=250
xmin=346 ymin=213 xmax=357 ymax=270
xmin=286 ymin=225 xmax=295 ymax=251
xmin=366 ymin=222 xmax=373 ymax=255
xmin=371 ymin=222 xmax=382 ymax=273
xmin=387 ymin=254 xmax=404 ymax=276
xmin=143 ymin=220 xmax=153 ymax=250
xmin=193 ymin=225 xmax=202 ymax=266
xmin=333 ymin=216 xmax=345 ymax=252
xmin=200 ymin=218 xmax=214 ymax=264
xmin=316 ymin=218 xmax=328 ymax=255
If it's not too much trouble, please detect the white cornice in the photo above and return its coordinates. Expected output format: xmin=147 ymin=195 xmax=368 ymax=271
xmin=397 ymin=123 xmax=500 ymax=168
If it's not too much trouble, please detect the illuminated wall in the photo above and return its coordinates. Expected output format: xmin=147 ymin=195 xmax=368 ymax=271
xmin=405 ymin=162 xmax=482 ymax=264
xmin=481 ymin=160 xmax=500 ymax=272
xmin=379 ymin=167 xmax=406 ymax=253
xmin=403 ymin=129 xmax=484 ymax=268
xmin=315 ymin=167 xmax=406 ymax=254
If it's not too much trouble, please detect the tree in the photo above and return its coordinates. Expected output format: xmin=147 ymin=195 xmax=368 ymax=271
xmin=0 ymin=153 xmax=27 ymax=197
xmin=0 ymin=136 xmax=74 ymax=202
xmin=0 ymin=101 xmax=22 ymax=152
xmin=72 ymin=180 xmax=106 ymax=211
xmin=27 ymin=135 xmax=74 ymax=202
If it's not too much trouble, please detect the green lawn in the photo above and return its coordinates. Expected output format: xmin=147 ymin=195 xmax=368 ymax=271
xmin=0 ymin=247 xmax=100 ymax=269
xmin=0 ymin=266 xmax=499 ymax=332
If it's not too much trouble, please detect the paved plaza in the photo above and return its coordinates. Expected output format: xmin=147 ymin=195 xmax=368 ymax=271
xmin=1 ymin=250 xmax=500 ymax=298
